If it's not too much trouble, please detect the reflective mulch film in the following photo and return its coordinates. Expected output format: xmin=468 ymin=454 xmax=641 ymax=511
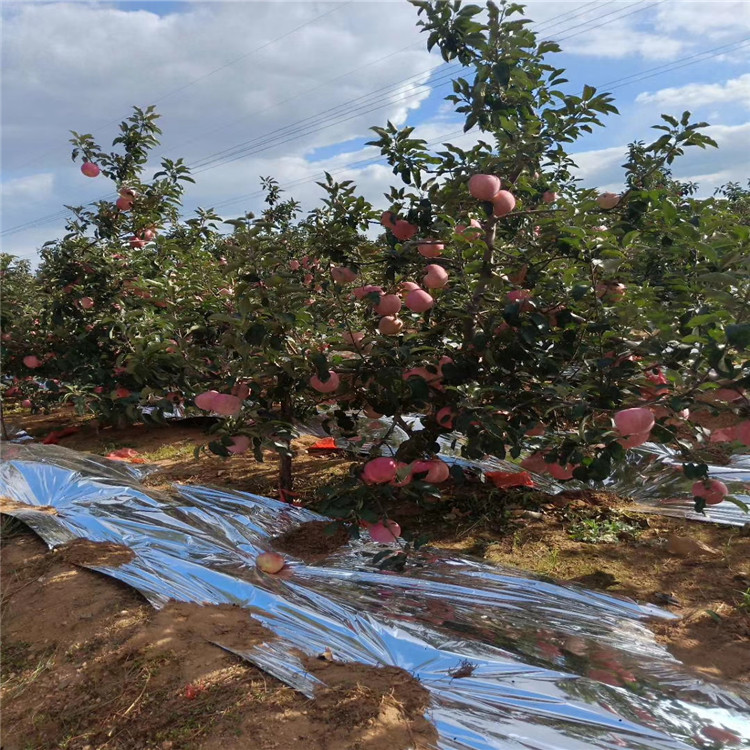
xmin=0 ymin=443 xmax=748 ymax=750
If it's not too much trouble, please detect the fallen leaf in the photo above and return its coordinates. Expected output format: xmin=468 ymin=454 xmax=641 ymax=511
xmin=665 ymin=534 xmax=719 ymax=557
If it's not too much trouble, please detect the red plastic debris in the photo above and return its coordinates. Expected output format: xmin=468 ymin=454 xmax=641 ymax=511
xmin=42 ymin=427 xmax=80 ymax=445
xmin=106 ymin=447 xmax=146 ymax=464
xmin=307 ymin=437 xmax=340 ymax=452
xmin=485 ymin=470 xmax=535 ymax=489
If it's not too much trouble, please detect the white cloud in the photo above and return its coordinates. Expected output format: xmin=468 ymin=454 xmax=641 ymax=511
xmin=1 ymin=173 xmax=55 ymax=202
xmin=636 ymin=73 xmax=750 ymax=110
xmin=571 ymin=121 xmax=750 ymax=195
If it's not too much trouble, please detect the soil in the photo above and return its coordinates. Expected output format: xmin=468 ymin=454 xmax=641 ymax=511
xmin=272 ymin=521 xmax=351 ymax=563
xmin=1 ymin=524 xmax=436 ymax=750
xmin=2 ymin=407 xmax=749 ymax=746
xmin=0 ymin=496 xmax=59 ymax=515
xmin=54 ymin=539 xmax=135 ymax=568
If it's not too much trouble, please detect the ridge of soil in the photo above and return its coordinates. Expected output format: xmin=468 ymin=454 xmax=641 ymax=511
xmin=272 ymin=520 xmax=351 ymax=563
xmin=54 ymin=539 xmax=136 ymax=568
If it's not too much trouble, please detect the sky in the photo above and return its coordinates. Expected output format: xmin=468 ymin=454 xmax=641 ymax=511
xmin=2 ymin=0 xmax=749 ymax=264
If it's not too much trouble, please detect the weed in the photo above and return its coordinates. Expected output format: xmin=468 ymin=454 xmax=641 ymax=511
xmin=737 ymin=588 xmax=750 ymax=613
xmin=568 ymin=517 xmax=642 ymax=544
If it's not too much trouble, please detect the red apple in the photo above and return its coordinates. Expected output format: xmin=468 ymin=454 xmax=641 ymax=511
xmin=423 ymin=264 xmax=448 ymax=289
xmin=405 ymin=289 xmax=434 ymax=312
xmin=310 ymin=371 xmax=340 ymax=393
xmin=418 ymin=242 xmax=443 ymax=258
xmin=363 ymin=457 xmax=398 ymax=485
xmin=492 ymin=190 xmax=516 ymax=217
xmin=331 ymin=266 xmax=358 ymax=284
xmin=368 ymin=519 xmax=401 ymax=543
xmin=692 ymin=479 xmax=728 ymax=505
xmin=614 ymin=407 xmax=654 ymax=437
xmin=374 ymin=294 xmax=402 ymax=316
xmin=378 ymin=316 xmax=403 ymax=335
xmin=597 ymin=192 xmax=620 ymax=209
xmin=81 ymin=162 xmax=100 ymax=178
xmin=256 ymin=552 xmax=286 ymax=574
xmin=468 ymin=174 xmax=501 ymax=201
xmin=392 ymin=220 xmax=418 ymax=242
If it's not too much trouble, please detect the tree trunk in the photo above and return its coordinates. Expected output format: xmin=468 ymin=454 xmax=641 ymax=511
xmin=278 ymin=392 xmax=294 ymax=494
xmin=0 ymin=399 xmax=9 ymax=442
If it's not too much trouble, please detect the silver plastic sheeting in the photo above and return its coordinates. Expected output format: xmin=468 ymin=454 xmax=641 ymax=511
xmin=1 ymin=443 xmax=748 ymax=750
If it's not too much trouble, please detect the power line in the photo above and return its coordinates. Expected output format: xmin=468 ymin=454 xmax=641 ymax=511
xmin=166 ymin=0 xmax=604 ymax=162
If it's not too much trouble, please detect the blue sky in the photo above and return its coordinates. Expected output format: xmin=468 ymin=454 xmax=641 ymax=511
xmin=2 ymin=0 xmax=749 ymax=262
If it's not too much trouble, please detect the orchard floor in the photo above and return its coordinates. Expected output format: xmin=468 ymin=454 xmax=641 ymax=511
xmin=1 ymin=405 xmax=749 ymax=749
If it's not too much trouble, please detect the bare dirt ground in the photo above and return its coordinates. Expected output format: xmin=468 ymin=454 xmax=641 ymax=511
xmin=2 ymin=406 xmax=749 ymax=748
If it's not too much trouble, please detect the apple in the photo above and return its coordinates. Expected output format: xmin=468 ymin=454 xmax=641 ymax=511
xmin=81 ymin=162 xmax=100 ymax=178
xmin=256 ymin=551 xmax=286 ymax=574
xmin=692 ymin=479 xmax=728 ymax=505
xmin=614 ymin=407 xmax=655 ymax=437
xmin=392 ymin=220 xmax=418 ymax=241
xmin=378 ymin=316 xmax=403 ymax=335
xmin=380 ymin=211 xmax=397 ymax=230
xmin=228 ymin=435 xmax=251 ymax=454
xmin=735 ymin=421 xmax=750 ymax=445
xmin=436 ymin=407 xmax=455 ymax=429
xmin=618 ymin=431 xmax=651 ymax=449
xmin=21 ymin=399 xmax=32 ymax=408
xmin=468 ymin=174 xmax=501 ymax=201
xmin=542 ymin=190 xmax=558 ymax=203
xmin=413 ymin=458 xmax=450 ymax=483
xmin=23 ymin=355 xmax=42 ymax=369
xmin=352 ymin=284 xmax=383 ymax=300
xmin=79 ymin=296 xmax=94 ymax=310
xmin=116 ymin=197 xmax=133 ymax=211
xmin=418 ymin=242 xmax=443 ymax=258
xmin=492 ymin=190 xmax=516 ymax=217
xmin=310 ymin=371 xmax=340 ymax=393
xmin=368 ymin=519 xmax=401 ymax=543
xmin=194 ymin=390 xmax=220 ymax=411
xmin=455 ymin=218 xmax=482 ymax=237
xmin=399 ymin=281 xmax=421 ymax=294
xmin=374 ymin=294 xmax=402 ymax=316
xmin=596 ymin=281 xmax=626 ymax=301
xmin=342 ymin=331 xmax=365 ymax=348
xmin=404 ymin=289 xmax=434 ymax=313
xmin=331 ymin=266 xmax=358 ymax=284
xmin=363 ymin=457 xmax=398 ymax=484
xmin=289 ymin=259 xmax=301 ymax=271
xmin=597 ymin=192 xmax=620 ymax=209
xmin=423 ymin=264 xmax=448 ymax=289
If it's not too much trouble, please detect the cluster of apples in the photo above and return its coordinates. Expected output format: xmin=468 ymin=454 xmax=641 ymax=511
xmin=467 ymin=174 xmax=516 ymax=216
xmin=362 ymin=455 xmax=451 ymax=486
